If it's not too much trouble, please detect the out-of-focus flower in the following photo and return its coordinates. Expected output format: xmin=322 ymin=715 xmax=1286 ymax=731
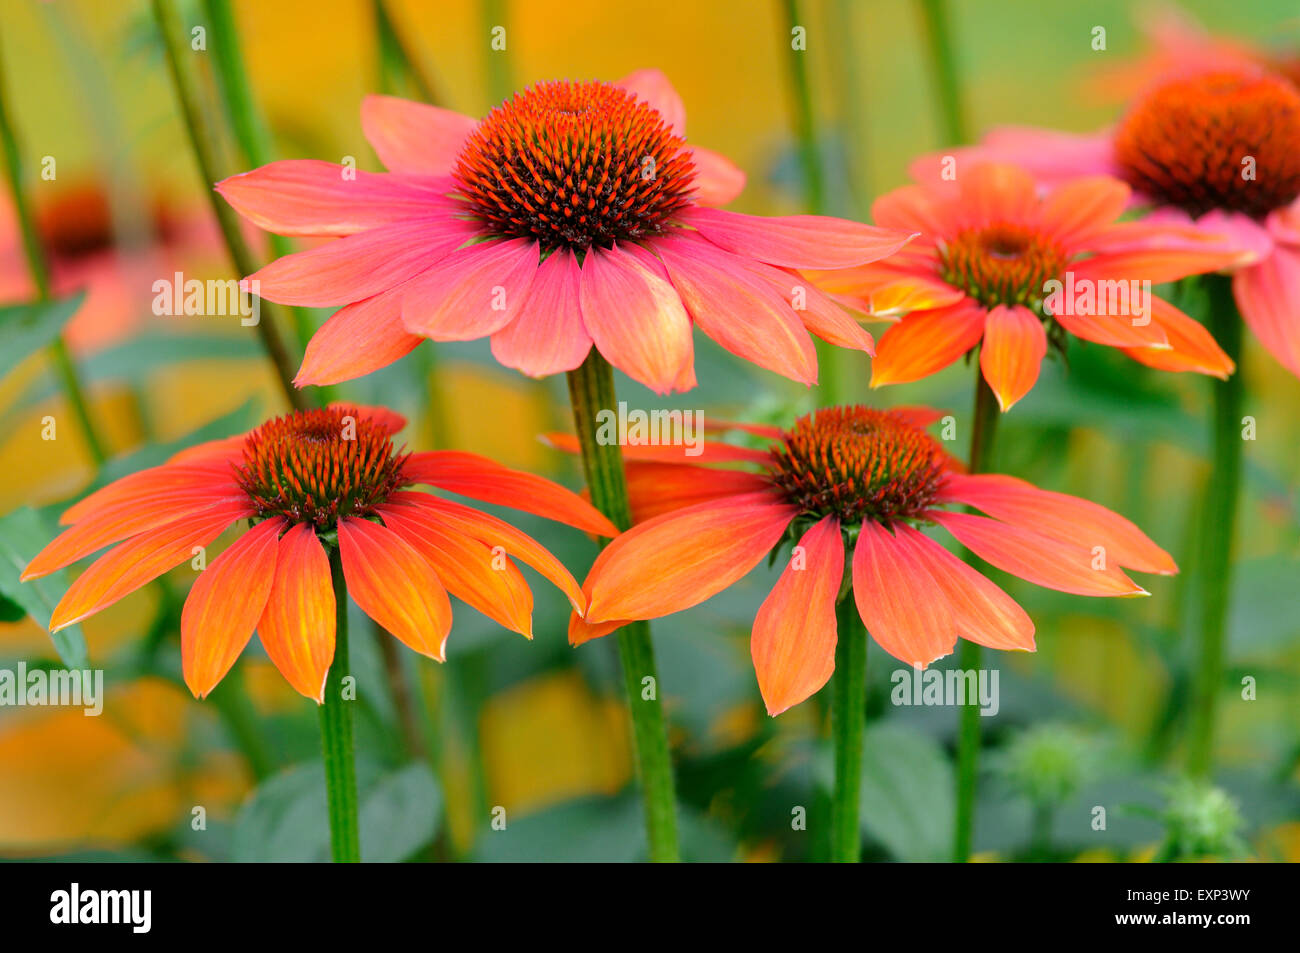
xmin=1156 ymin=779 xmax=1248 ymax=860
xmin=916 ymin=63 xmax=1300 ymax=380
xmin=0 ymin=182 xmax=211 ymax=353
xmin=216 ymin=70 xmax=915 ymax=394
xmin=563 ymin=405 xmax=1176 ymax=715
xmin=995 ymin=723 xmax=1100 ymax=809
xmin=22 ymin=404 xmax=613 ymax=701
xmin=814 ymin=164 xmax=1242 ymax=410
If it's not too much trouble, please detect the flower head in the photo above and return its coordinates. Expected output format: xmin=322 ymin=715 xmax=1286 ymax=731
xmin=23 ymin=404 xmax=615 ymax=702
xmin=816 ymin=163 xmax=1242 ymax=409
xmin=914 ymin=56 xmax=1300 ymax=380
xmin=216 ymin=70 xmax=915 ymax=394
xmin=563 ymin=405 xmax=1176 ymax=715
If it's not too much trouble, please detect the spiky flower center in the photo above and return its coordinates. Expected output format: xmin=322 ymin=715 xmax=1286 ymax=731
xmin=235 ymin=407 xmax=409 ymax=530
xmin=1114 ymin=70 xmax=1300 ymax=218
xmin=939 ymin=224 xmax=1069 ymax=312
xmin=766 ymin=407 xmax=948 ymax=525
xmin=452 ymin=79 xmax=697 ymax=251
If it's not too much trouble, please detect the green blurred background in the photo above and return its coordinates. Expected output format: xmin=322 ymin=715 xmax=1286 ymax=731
xmin=0 ymin=0 xmax=1296 ymax=861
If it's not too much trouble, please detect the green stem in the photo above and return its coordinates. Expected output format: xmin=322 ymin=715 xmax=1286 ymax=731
xmin=566 ymin=352 xmax=680 ymax=862
xmin=1187 ymin=275 xmax=1244 ymax=777
xmin=916 ymin=0 xmax=969 ymax=145
xmin=320 ymin=547 xmax=360 ymax=862
xmin=830 ymin=593 xmax=867 ymax=862
xmin=481 ymin=0 xmax=513 ymax=105
xmin=150 ymin=0 xmax=310 ymax=412
xmin=0 ymin=30 xmax=109 ymax=465
xmin=779 ymin=0 xmax=845 ymax=404
xmin=953 ymin=373 xmax=999 ymax=862
xmin=201 ymin=0 xmax=318 ymax=357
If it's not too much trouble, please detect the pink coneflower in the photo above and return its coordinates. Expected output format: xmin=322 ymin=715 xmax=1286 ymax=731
xmin=216 ymin=70 xmax=915 ymax=393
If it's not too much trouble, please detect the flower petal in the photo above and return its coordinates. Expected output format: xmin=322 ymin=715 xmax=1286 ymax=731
xmin=541 ymin=431 xmax=771 ymax=465
xmin=181 ymin=517 xmax=284 ymax=698
xmin=378 ymin=503 xmax=532 ymax=636
xmin=752 ymin=515 xmax=843 ymax=715
xmin=625 ymin=461 xmax=772 ymax=523
xmin=401 ymin=238 xmax=540 ymax=341
xmin=403 ymin=451 xmax=618 ymax=537
xmin=1234 ymin=246 xmax=1300 ymax=378
xmin=683 ymin=206 xmax=915 ymax=269
xmin=216 ymin=159 xmax=449 ymax=237
xmin=889 ymin=524 xmax=1035 ymax=652
xmin=57 ymin=463 xmax=237 ymax=526
xmin=689 ymin=147 xmax=746 ymax=206
xmin=979 ymin=304 xmax=1046 ymax=411
xmin=936 ymin=473 xmax=1177 ymax=575
xmin=870 ymin=299 xmax=986 ymax=387
xmin=295 ymin=284 xmax=423 ymax=386
xmin=851 ymin=521 xmax=956 ymax=667
xmin=338 ymin=517 xmax=452 ymax=661
xmin=489 ymin=247 xmax=592 ymax=377
xmin=928 ymin=510 xmax=1147 ymax=597
xmin=616 ymin=68 xmax=686 ymax=134
xmin=247 ymin=216 xmax=474 ymax=307
xmin=360 ymin=94 xmax=477 ymax=175
xmin=579 ymin=243 xmax=694 ymax=394
xmin=49 ymin=500 xmax=253 ymax=632
xmin=653 ymin=236 xmax=817 ymax=384
xmin=1119 ymin=295 xmax=1234 ymax=378
xmin=388 ymin=491 xmax=586 ymax=614
xmin=584 ymin=493 xmax=797 ymax=623
xmin=1040 ymin=176 xmax=1131 ymax=248
xmin=257 ymin=523 xmax=335 ymax=702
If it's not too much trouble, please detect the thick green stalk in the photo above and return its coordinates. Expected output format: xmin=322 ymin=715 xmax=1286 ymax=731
xmin=0 ymin=30 xmax=108 ymax=465
xmin=150 ymin=0 xmax=309 ymax=412
xmin=830 ymin=593 xmax=868 ymax=862
xmin=320 ymin=548 xmax=361 ymax=862
xmin=953 ymin=374 xmax=999 ymax=862
xmin=1187 ymin=275 xmax=1244 ymax=777
xmin=566 ymin=352 xmax=680 ymax=862
xmin=916 ymin=0 xmax=969 ymax=145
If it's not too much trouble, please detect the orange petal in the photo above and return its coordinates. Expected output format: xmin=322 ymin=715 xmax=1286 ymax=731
xmin=257 ymin=523 xmax=336 ymax=702
xmin=936 ymin=472 xmax=1177 ymax=575
xmin=870 ymin=300 xmax=986 ymax=387
xmin=1119 ymin=296 xmax=1233 ymax=378
xmin=958 ymin=164 xmax=1039 ymax=228
xmin=378 ymin=504 xmax=533 ymax=636
xmin=889 ymin=524 xmax=1034 ymax=652
xmin=296 ymin=284 xmax=422 ymax=386
xmin=568 ymin=610 xmax=630 ymax=646
xmin=752 ymin=515 xmax=843 ymax=715
xmin=337 ymin=517 xmax=452 ymax=661
xmin=624 ymin=462 xmax=771 ymax=523
xmin=851 ymin=521 xmax=956 ymax=667
xmin=403 ymin=451 xmax=618 ymax=537
xmin=360 ymin=94 xmax=477 ymax=175
xmin=49 ymin=500 xmax=252 ymax=632
xmin=389 ymin=491 xmax=586 ymax=615
xmin=928 ymin=510 xmax=1147 ymax=597
xmin=979 ymin=304 xmax=1046 ymax=411
xmin=181 ymin=517 xmax=284 ymax=698
xmin=1039 ymin=176 xmax=1131 ymax=248
xmin=584 ymin=494 xmax=796 ymax=623
xmin=58 ymin=463 xmax=237 ymax=526
xmin=579 ymin=243 xmax=694 ymax=395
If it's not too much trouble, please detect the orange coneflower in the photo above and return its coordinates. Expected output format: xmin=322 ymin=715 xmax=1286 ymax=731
xmin=812 ymin=163 xmax=1247 ymax=409
xmin=565 ymin=405 xmax=1176 ymax=715
xmin=21 ymin=404 xmax=614 ymax=701
xmin=912 ymin=64 xmax=1300 ymax=380
xmin=215 ymin=70 xmax=915 ymax=393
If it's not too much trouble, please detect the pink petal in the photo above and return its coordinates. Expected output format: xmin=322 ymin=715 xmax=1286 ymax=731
xmin=689 ymin=147 xmax=746 ymax=206
xmin=215 ymin=159 xmax=449 ymax=237
xmin=360 ymin=94 xmax=477 ymax=176
xmin=852 ymin=521 xmax=956 ymax=667
xmin=247 ymin=216 xmax=474 ymax=307
xmin=1234 ymin=246 xmax=1300 ymax=378
xmin=653 ymin=236 xmax=817 ymax=384
xmin=401 ymin=238 xmax=540 ymax=341
xmin=682 ymin=206 xmax=916 ymax=269
xmin=489 ymin=247 xmax=593 ymax=377
xmin=296 ymin=283 xmax=423 ymax=386
xmin=616 ymin=69 xmax=685 ymax=134
xmin=979 ymin=304 xmax=1046 ymax=411
xmin=579 ymin=242 xmax=694 ymax=394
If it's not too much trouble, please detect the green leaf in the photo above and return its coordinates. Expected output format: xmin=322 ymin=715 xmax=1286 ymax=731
xmin=0 ymin=507 xmax=88 ymax=668
xmin=231 ymin=759 xmax=441 ymax=862
xmin=0 ymin=292 xmax=85 ymax=381
xmin=858 ymin=723 xmax=955 ymax=862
